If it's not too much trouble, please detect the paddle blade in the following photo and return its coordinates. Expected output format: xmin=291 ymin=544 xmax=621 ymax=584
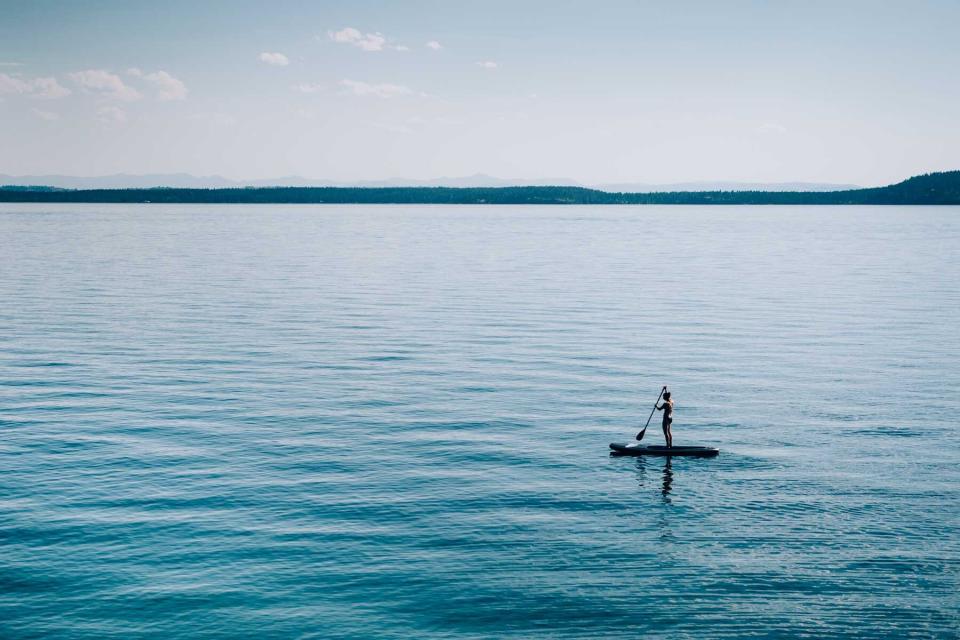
xmin=635 ymin=427 xmax=647 ymax=441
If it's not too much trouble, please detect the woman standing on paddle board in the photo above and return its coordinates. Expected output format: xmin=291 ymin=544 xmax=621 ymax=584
xmin=656 ymin=388 xmax=674 ymax=448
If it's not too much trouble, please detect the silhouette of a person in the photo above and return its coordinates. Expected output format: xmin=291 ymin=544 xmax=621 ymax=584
xmin=655 ymin=387 xmax=674 ymax=448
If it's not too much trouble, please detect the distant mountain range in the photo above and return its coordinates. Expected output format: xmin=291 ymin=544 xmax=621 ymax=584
xmin=1 ymin=171 xmax=958 ymax=205
xmin=0 ymin=172 xmax=860 ymax=193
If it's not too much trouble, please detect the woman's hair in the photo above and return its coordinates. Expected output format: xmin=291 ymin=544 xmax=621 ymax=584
xmin=663 ymin=391 xmax=671 ymax=400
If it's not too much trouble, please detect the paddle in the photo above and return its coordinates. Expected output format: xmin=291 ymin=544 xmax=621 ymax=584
xmin=636 ymin=386 xmax=666 ymax=441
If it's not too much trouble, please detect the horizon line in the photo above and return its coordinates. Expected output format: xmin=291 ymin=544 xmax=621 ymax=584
xmin=0 ymin=170 xmax=882 ymax=190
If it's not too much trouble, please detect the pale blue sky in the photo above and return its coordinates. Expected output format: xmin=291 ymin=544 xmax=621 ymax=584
xmin=1 ymin=0 xmax=957 ymax=185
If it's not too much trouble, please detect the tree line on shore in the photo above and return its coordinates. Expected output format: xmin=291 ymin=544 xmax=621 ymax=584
xmin=1 ymin=171 xmax=957 ymax=205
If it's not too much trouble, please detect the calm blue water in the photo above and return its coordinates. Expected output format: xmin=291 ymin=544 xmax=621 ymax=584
xmin=1 ymin=204 xmax=958 ymax=639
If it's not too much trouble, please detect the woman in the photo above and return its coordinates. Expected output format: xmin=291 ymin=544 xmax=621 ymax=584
xmin=656 ymin=387 xmax=674 ymax=448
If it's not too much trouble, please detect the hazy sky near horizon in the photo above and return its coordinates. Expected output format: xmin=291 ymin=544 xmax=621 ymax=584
xmin=1 ymin=0 xmax=957 ymax=185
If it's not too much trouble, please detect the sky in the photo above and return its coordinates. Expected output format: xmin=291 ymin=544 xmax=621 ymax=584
xmin=0 ymin=0 xmax=958 ymax=186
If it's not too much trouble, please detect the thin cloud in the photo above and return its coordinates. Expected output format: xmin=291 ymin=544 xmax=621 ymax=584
xmin=340 ymin=79 xmax=412 ymax=98
xmin=30 ymin=77 xmax=71 ymax=98
xmin=0 ymin=62 xmax=24 ymax=67
xmin=259 ymin=52 xmax=290 ymax=66
xmin=32 ymin=107 xmax=60 ymax=121
xmin=426 ymin=41 xmax=442 ymax=50
xmin=0 ymin=73 xmax=71 ymax=98
xmin=127 ymin=68 xmax=188 ymax=100
xmin=97 ymin=105 xmax=127 ymax=124
xmin=143 ymin=70 xmax=187 ymax=100
xmin=70 ymin=69 xmax=142 ymax=101
xmin=328 ymin=27 xmax=387 ymax=52
xmin=0 ymin=73 xmax=24 ymax=94
xmin=294 ymin=82 xmax=324 ymax=94
xmin=476 ymin=61 xmax=498 ymax=69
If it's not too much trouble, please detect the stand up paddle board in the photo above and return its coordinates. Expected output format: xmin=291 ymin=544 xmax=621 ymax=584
xmin=609 ymin=443 xmax=719 ymax=457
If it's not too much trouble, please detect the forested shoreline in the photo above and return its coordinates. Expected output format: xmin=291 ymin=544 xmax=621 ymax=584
xmin=1 ymin=171 xmax=958 ymax=205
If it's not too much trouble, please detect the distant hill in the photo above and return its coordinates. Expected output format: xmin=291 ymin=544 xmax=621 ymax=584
xmin=838 ymin=170 xmax=960 ymax=205
xmin=0 ymin=172 xmax=855 ymax=192
xmin=0 ymin=171 xmax=957 ymax=205
xmin=0 ymin=172 xmax=580 ymax=190
xmin=0 ymin=173 xmax=238 ymax=189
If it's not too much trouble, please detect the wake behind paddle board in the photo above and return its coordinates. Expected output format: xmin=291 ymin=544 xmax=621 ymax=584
xmin=609 ymin=442 xmax=719 ymax=457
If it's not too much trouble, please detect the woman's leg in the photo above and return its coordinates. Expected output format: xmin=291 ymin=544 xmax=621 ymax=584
xmin=665 ymin=421 xmax=673 ymax=448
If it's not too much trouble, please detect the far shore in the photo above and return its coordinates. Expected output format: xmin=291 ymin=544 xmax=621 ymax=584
xmin=1 ymin=171 xmax=957 ymax=205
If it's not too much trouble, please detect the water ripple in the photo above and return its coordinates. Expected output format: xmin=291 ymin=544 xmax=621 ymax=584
xmin=1 ymin=204 xmax=958 ymax=638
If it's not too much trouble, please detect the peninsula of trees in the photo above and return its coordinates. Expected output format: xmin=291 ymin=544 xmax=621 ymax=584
xmin=1 ymin=171 xmax=958 ymax=205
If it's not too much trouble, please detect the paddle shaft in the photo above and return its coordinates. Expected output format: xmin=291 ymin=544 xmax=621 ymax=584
xmin=643 ymin=387 xmax=666 ymax=430
xmin=636 ymin=386 xmax=666 ymax=440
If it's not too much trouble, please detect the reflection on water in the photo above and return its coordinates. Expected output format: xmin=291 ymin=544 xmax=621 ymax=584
xmin=634 ymin=457 xmax=678 ymax=544
xmin=632 ymin=456 xmax=676 ymax=503
xmin=633 ymin=456 xmax=648 ymax=489
xmin=661 ymin=458 xmax=674 ymax=501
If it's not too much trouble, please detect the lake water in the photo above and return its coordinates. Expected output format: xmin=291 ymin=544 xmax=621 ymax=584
xmin=1 ymin=204 xmax=958 ymax=639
